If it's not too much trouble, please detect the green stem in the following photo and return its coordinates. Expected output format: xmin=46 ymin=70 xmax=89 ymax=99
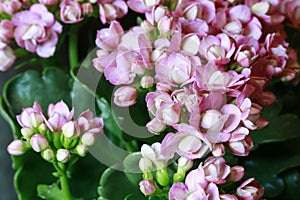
xmin=60 ymin=172 xmax=72 ymax=200
xmin=68 ymin=28 xmax=79 ymax=70
xmin=52 ymin=162 xmax=72 ymax=200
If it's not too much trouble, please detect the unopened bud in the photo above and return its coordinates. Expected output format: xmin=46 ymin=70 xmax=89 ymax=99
xmin=75 ymin=144 xmax=88 ymax=157
xmin=56 ymin=149 xmax=71 ymax=163
xmin=30 ymin=134 xmax=48 ymax=152
xmin=139 ymin=157 xmax=153 ymax=172
xmin=141 ymin=76 xmax=154 ymax=89
xmin=156 ymin=168 xmax=169 ymax=186
xmin=21 ymin=127 xmax=34 ymax=139
xmin=81 ymin=132 xmax=96 ymax=146
xmin=42 ymin=148 xmax=54 ymax=162
xmin=7 ymin=140 xmax=28 ymax=156
xmin=212 ymin=143 xmax=225 ymax=157
xmin=178 ymin=157 xmax=193 ymax=172
xmin=228 ymin=166 xmax=245 ymax=182
xmin=139 ymin=179 xmax=156 ymax=195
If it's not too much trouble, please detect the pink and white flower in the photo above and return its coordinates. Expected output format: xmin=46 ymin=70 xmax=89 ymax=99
xmin=60 ymin=0 xmax=83 ymax=24
xmin=12 ymin=4 xmax=62 ymax=58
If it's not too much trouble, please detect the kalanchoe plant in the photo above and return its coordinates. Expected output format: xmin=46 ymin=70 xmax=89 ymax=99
xmin=7 ymin=101 xmax=104 ymax=199
xmin=1 ymin=0 xmax=300 ymax=199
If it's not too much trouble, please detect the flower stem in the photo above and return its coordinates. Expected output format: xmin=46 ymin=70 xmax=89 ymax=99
xmin=68 ymin=28 xmax=79 ymax=70
xmin=60 ymin=172 xmax=72 ymax=200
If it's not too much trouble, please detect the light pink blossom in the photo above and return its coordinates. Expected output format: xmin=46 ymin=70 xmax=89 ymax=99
xmin=98 ymin=0 xmax=128 ymax=24
xmin=127 ymin=0 xmax=160 ymax=14
xmin=60 ymin=0 xmax=83 ymax=24
xmin=7 ymin=140 xmax=27 ymax=156
xmin=139 ymin=179 xmax=156 ymax=195
xmin=113 ymin=86 xmax=138 ymax=107
xmin=0 ymin=0 xmax=22 ymax=15
xmin=0 ymin=45 xmax=15 ymax=71
xmin=16 ymin=101 xmax=44 ymax=129
xmin=236 ymin=178 xmax=264 ymax=200
xmin=0 ymin=20 xmax=14 ymax=43
xmin=203 ymin=156 xmax=231 ymax=184
xmin=39 ymin=0 xmax=58 ymax=6
xmin=30 ymin=134 xmax=49 ymax=152
xmin=12 ymin=4 xmax=62 ymax=58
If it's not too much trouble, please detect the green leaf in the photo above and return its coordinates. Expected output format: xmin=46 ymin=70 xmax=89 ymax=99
xmin=37 ymin=183 xmax=63 ymax=200
xmin=252 ymin=102 xmax=300 ymax=149
xmin=274 ymin=169 xmax=300 ymax=200
xmin=241 ymin=144 xmax=300 ymax=197
xmin=98 ymin=168 xmax=146 ymax=200
xmin=3 ymin=68 xmax=72 ymax=115
xmin=12 ymin=151 xmax=56 ymax=200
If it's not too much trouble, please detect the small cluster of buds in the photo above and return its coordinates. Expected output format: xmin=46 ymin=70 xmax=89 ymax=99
xmin=7 ymin=101 xmax=104 ymax=164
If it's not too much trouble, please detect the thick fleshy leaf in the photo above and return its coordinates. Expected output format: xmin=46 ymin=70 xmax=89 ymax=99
xmin=37 ymin=183 xmax=63 ymax=200
xmin=251 ymin=102 xmax=300 ymax=149
xmin=98 ymin=168 xmax=146 ymax=200
xmin=3 ymin=68 xmax=72 ymax=116
xmin=241 ymin=143 xmax=300 ymax=197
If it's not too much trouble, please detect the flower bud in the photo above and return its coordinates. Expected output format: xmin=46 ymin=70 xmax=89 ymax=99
xmin=21 ymin=127 xmax=34 ymax=139
xmin=42 ymin=148 xmax=54 ymax=162
xmin=212 ymin=143 xmax=225 ymax=157
xmin=30 ymin=134 xmax=49 ymax=152
xmin=61 ymin=121 xmax=76 ymax=138
xmin=141 ymin=76 xmax=154 ymax=89
xmin=60 ymin=0 xmax=83 ymax=24
xmin=82 ymin=3 xmax=93 ymax=15
xmin=236 ymin=178 xmax=264 ymax=200
xmin=81 ymin=132 xmax=96 ymax=146
xmin=139 ymin=179 xmax=156 ymax=195
xmin=146 ymin=118 xmax=166 ymax=135
xmin=39 ymin=0 xmax=58 ymax=6
xmin=0 ymin=46 xmax=15 ymax=71
xmin=181 ymin=34 xmax=200 ymax=55
xmin=178 ymin=157 xmax=193 ymax=172
xmin=156 ymin=168 xmax=169 ymax=186
xmin=7 ymin=140 xmax=27 ymax=156
xmin=38 ymin=123 xmax=47 ymax=134
xmin=75 ymin=144 xmax=88 ymax=157
xmin=56 ymin=149 xmax=71 ymax=163
xmin=114 ymin=86 xmax=138 ymax=107
xmin=228 ymin=166 xmax=245 ymax=182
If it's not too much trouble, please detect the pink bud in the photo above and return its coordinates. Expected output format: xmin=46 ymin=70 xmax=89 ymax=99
xmin=139 ymin=179 xmax=156 ymax=195
xmin=39 ymin=0 xmax=58 ymax=6
xmin=114 ymin=86 xmax=138 ymax=107
xmin=178 ymin=157 xmax=193 ymax=172
xmin=95 ymin=20 xmax=124 ymax=50
xmin=228 ymin=135 xmax=253 ymax=156
xmin=181 ymin=34 xmax=200 ymax=55
xmin=228 ymin=166 xmax=245 ymax=182
xmin=0 ymin=46 xmax=15 ymax=71
xmin=7 ymin=140 xmax=27 ymax=156
xmin=81 ymin=132 xmax=96 ymax=146
xmin=81 ymin=3 xmax=93 ymax=15
xmin=56 ymin=148 xmax=71 ymax=163
xmin=236 ymin=178 xmax=264 ymax=200
xmin=212 ymin=143 xmax=225 ymax=157
xmin=30 ymin=134 xmax=49 ymax=152
xmin=0 ymin=20 xmax=14 ymax=43
xmin=139 ymin=157 xmax=153 ymax=172
xmin=146 ymin=118 xmax=166 ymax=134
xmin=141 ymin=76 xmax=154 ymax=89
xmin=0 ymin=0 xmax=22 ymax=15
xmin=220 ymin=194 xmax=238 ymax=200
xmin=61 ymin=121 xmax=77 ymax=138
xmin=60 ymin=0 xmax=83 ymax=24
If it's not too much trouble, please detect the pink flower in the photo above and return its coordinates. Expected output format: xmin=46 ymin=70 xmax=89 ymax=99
xmin=203 ymin=156 xmax=231 ymax=184
xmin=199 ymin=34 xmax=235 ymax=65
xmin=234 ymin=37 xmax=260 ymax=68
xmin=141 ymin=142 xmax=170 ymax=169
xmin=127 ymin=0 xmax=160 ymax=14
xmin=12 ymin=4 xmax=62 ymax=58
xmin=139 ymin=179 xmax=156 ymax=195
xmin=39 ymin=0 xmax=58 ymax=6
xmin=228 ymin=134 xmax=253 ymax=156
xmin=236 ymin=178 xmax=264 ymax=200
xmin=0 ymin=20 xmax=14 ymax=43
xmin=146 ymin=118 xmax=166 ymax=134
xmin=0 ymin=46 xmax=15 ymax=71
xmin=30 ymin=134 xmax=49 ymax=152
xmin=46 ymin=100 xmax=74 ymax=131
xmin=7 ymin=140 xmax=28 ymax=156
xmin=77 ymin=109 xmax=104 ymax=135
xmin=16 ymin=102 xmax=44 ymax=129
xmin=161 ymin=124 xmax=211 ymax=160
xmin=81 ymin=3 xmax=93 ymax=16
xmin=0 ymin=0 xmax=22 ymax=15
xmin=169 ymin=165 xmax=220 ymax=200
xmin=98 ymin=0 xmax=128 ymax=24
xmin=282 ymin=0 xmax=300 ymax=29
xmin=155 ymin=52 xmax=193 ymax=87
xmin=95 ymin=20 xmax=124 ymax=51
xmin=56 ymin=148 xmax=71 ymax=163
xmin=113 ymin=86 xmax=138 ymax=107
xmin=60 ymin=0 xmax=83 ymax=24
xmin=228 ymin=166 xmax=245 ymax=182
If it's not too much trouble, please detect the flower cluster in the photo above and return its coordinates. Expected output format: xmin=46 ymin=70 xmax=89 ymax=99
xmin=7 ymin=101 xmax=104 ymax=163
xmin=92 ymin=0 xmax=300 ymax=199
xmin=0 ymin=0 xmax=128 ymax=71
